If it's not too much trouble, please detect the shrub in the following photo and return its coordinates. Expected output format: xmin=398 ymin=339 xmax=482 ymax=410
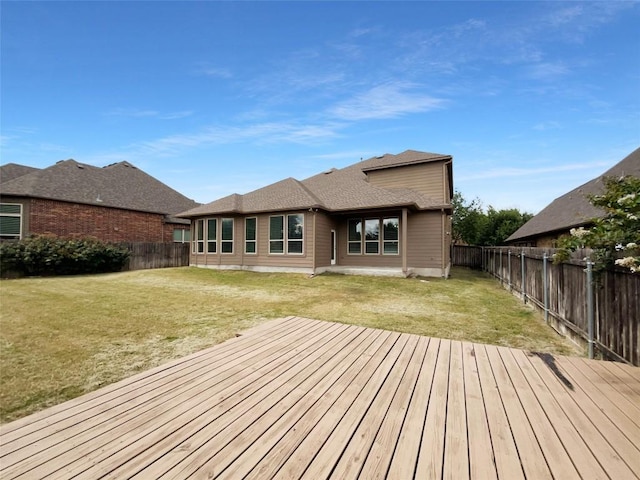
xmin=0 ymin=235 xmax=130 ymax=277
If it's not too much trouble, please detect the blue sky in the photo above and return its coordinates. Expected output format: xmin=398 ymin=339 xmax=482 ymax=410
xmin=2 ymin=1 xmax=639 ymax=213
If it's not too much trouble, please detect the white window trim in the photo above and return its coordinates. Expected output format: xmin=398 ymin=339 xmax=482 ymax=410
xmin=173 ymin=228 xmax=190 ymax=243
xmin=269 ymin=215 xmax=285 ymax=255
xmin=245 ymin=217 xmax=257 ymax=255
xmin=0 ymin=203 xmax=22 ymax=239
xmin=364 ymin=218 xmax=380 ymax=255
xmin=193 ymin=219 xmax=205 ymax=254
xmin=220 ymin=218 xmax=234 ymax=254
xmin=346 ymin=216 xmax=400 ymax=256
xmin=347 ymin=218 xmax=362 ymax=255
xmin=286 ymin=213 xmax=304 ymax=255
xmin=382 ymin=217 xmax=400 ymax=256
xmin=207 ymin=218 xmax=218 ymax=254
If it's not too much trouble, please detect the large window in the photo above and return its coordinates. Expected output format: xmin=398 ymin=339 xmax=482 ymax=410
xmin=207 ymin=219 xmax=217 ymax=253
xmin=192 ymin=217 xmax=233 ymax=253
xmin=193 ymin=219 xmax=205 ymax=253
xmin=364 ymin=219 xmax=380 ymax=254
xmin=348 ymin=216 xmax=400 ymax=256
xmin=0 ymin=204 xmax=22 ymax=240
xmin=348 ymin=219 xmax=362 ymax=254
xmin=383 ymin=217 xmax=399 ymax=254
xmin=173 ymin=228 xmax=191 ymax=243
xmin=221 ymin=218 xmax=234 ymax=253
xmin=245 ymin=217 xmax=257 ymax=254
xmin=287 ymin=214 xmax=304 ymax=254
xmin=269 ymin=216 xmax=284 ymax=254
xmin=270 ymin=214 xmax=304 ymax=254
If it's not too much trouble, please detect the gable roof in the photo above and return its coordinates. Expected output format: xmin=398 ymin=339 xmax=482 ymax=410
xmin=0 ymin=163 xmax=41 ymax=184
xmin=178 ymin=150 xmax=452 ymax=217
xmin=0 ymin=159 xmax=199 ymax=215
xmin=507 ymin=147 xmax=640 ymax=242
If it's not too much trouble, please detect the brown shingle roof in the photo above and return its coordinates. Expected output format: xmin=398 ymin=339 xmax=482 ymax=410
xmin=507 ymin=147 xmax=640 ymax=242
xmin=0 ymin=159 xmax=199 ymax=215
xmin=178 ymin=150 xmax=452 ymax=217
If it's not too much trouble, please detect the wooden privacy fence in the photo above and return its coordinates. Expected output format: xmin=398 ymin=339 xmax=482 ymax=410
xmin=452 ymin=245 xmax=639 ymax=366
xmin=451 ymin=245 xmax=483 ymax=268
xmin=121 ymin=242 xmax=190 ymax=271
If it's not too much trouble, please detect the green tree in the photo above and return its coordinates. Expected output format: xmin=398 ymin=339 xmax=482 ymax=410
xmin=452 ymin=190 xmax=533 ymax=246
xmin=554 ymin=175 xmax=640 ymax=273
xmin=480 ymin=207 xmax=534 ymax=246
xmin=451 ymin=190 xmax=486 ymax=245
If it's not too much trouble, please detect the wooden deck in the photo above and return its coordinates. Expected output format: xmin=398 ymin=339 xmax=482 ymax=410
xmin=1 ymin=316 xmax=639 ymax=479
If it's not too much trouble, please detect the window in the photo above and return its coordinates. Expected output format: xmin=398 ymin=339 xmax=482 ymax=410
xmin=0 ymin=203 xmax=22 ymax=240
xmin=287 ymin=214 xmax=304 ymax=254
xmin=221 ymin=218 xmax=233 ymax=253
xmin=173 ymin=228 xmax=191 ymax=243
xmin=207 ymin=219 xmax=217 ymax=253
xmin=193 ymin=219 xmax=205 ymax=253
xmin=269 ymin=216 xmax=284 ymax=254
xmin=364 ymin=219 xmax=380 ymax=254
xmin=270 ymin=214 xmax=304 ymax=254
xmin=245 ymin=217 xmax=257 ymax=254
xmin=383 ymin=217 xmax=399 ymax=254
xmin=348 ymin=219 xmax=362 ymax=254
xmin=347 ymin=216 xmax=400 ymax=256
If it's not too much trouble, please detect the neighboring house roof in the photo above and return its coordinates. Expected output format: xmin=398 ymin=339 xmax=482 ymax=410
xmin=178 ymin=150 xmax=452 ymax=217
xmin=507 ymin=147 xmax=640 ymax=242
xmin=0 ymin=159 xmax=199 ymax=215
xmin=0 ymin=163 xmax=41 ymax=184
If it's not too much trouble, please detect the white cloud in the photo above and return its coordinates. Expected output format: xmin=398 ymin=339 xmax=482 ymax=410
xmin=456 ymin=161 xmax=611 ymax=182
xmin=195 ymin=63 xmax=232 ymax=79
xmin=526 ymin=62 xmax=570 ymax=81
xmin=328 ymin=82 xmax=445 ymax=121
xmin=105 ymin=108 xmax=193 ymax=120
xmin=533 ymin=121 xmax=561 ymax=131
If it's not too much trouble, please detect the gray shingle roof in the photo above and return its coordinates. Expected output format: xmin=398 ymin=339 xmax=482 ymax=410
xmin=178 ymin=150 xmax=452 ymax=217
xmin=507 ymin=147 xmax=640 ymax=242
xmin=0 ymin=159 xmax=199 ymax=215
xmin=0 ymin=163 xmax=41 ymax=184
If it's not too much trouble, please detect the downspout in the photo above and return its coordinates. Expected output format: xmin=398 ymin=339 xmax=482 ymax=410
xmin=311 ymin=209 xmax=317 ymax=275
xmin=441 ymin=208 xmax=446 ymax=277
xmin=402 ymin=208 xmax=408 ymax=276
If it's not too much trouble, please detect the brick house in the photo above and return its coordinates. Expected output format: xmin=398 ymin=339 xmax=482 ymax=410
xmin=0 ymin=159 xmax=199 ymax=243
xmin=178 ymin=150 xmax=454 ymax=278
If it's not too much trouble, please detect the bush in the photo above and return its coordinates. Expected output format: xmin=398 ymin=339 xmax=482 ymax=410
xmin=0 ymin=235 xmax=130 ymax=277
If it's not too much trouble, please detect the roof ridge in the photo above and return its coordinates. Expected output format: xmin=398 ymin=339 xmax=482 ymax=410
xmin=289 ymin=177 xmax=325 ymax=209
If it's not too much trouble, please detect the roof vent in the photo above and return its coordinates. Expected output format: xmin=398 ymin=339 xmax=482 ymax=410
xmin=323 ymin=168 xmax=337 ymax=174
xmin=77 ymin=164 xmax=84 ymax=169
xmin=376 ymin=154 xmax=386 ymax=159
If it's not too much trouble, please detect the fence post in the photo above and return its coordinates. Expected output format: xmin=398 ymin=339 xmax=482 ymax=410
xmin=543 ymin=253 xmax=549 ymax=324
xmin=508 ymin=250 xmax=512 ymax=291
xmin=586 ymin=260 xmax=595 ymax=359
xmin=521 ymin=250 xmax=527 ymax=303
xmin=499 ymin=248 xmax=503 ymax=285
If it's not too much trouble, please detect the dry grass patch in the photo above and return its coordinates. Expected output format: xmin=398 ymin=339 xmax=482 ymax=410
xmin=0 ymin=266 xmax=580 ymax=423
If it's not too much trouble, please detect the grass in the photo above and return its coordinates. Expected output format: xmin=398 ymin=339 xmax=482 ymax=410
xmin=0 ymin=266 xmax=581 ymax=423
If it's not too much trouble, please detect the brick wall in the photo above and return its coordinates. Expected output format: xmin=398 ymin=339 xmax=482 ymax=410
xmin=29 ymin=198 xmax=182 ymax=242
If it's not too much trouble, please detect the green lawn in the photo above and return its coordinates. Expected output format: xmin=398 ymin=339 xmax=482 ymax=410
xmin=0 ymin=266 xmax=581 ymax=423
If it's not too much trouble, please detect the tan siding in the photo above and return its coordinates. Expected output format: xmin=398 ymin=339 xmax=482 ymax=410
xmin=335 ymin=218 xmax=402 ymax=268
xmin=407 ymin=211 xmax=444 ymax=268
xmin=313 ymin=212 xmax=336 ymax=268
xmin=189 ymin=212 xmax=314 ymax=269
xmin=366 ymin=162 xmax=446 ymax=202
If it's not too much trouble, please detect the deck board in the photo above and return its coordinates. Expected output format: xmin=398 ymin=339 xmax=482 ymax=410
xmin=1 ymin=316 xmax=639 ymax=479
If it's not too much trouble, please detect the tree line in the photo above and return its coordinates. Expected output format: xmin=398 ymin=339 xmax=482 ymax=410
xmin=452 ymin=191 xmax=533 ymax=246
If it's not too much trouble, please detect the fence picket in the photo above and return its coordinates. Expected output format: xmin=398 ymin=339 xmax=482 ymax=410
xmin=452 ymin=245 xmax=639 ymax=366
xmin=120 ymin=242 xmax=190 ymax=271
